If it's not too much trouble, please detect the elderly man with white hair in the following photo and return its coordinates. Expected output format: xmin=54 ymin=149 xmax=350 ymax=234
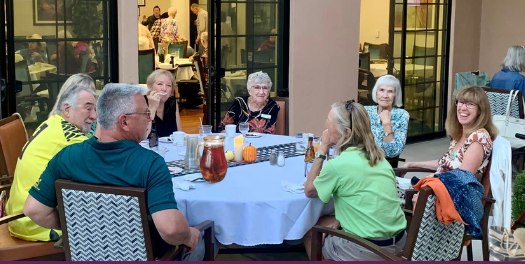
xmin=6 ymin=73 xmax=97 ymax=242
xmin=218 ymin=71 xmax=280 ymax=134
xmin=23 ymin=83 xmax=207 ymax=260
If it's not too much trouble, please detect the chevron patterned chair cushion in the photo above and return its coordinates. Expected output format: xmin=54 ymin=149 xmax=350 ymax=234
xmin=310 ymin=187 xmax=465 ymax=261
xmin=411 ymin=195 xmax=465 ymax=261
xmin=484 ymin=88 xmax=524 ymax=119
xmin=57 ymin=180 xmax=216 ymax=261
xmin=61 ymin=189 xmax=147 ymax=261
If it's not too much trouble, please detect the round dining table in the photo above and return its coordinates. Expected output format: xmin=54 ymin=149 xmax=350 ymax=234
xmin=159 ymin=134 xmax=328 ymax=246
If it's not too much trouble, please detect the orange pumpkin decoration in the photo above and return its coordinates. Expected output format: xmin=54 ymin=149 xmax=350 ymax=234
xmin=242 ymin=144 xmax=257 ymax=163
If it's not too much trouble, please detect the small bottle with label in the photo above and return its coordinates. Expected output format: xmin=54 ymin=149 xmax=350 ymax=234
xmin=304 ymin=137 xmax=315 ymax=162
xmin=149 ymin=120 xmax=159 ymax=151
xmin=304 ymin=136 xmax=315 ymax=176
xmin=277 ymin=151 xmax=285 ymax=167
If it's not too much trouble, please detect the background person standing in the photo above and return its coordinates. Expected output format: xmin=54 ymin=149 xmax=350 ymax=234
xmin=145 ymin=5 xmax=161 ymax=30
xmin=190 ymin=3 xmax=208 ymax=50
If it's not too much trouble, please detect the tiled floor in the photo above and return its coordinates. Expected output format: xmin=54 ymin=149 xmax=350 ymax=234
xmin=214 ymin=137 xmax=484 ymax=261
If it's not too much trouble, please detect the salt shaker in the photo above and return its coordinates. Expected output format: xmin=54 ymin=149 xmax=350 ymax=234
xmin=269 ymin=150 xmax=277 ymax=165
xmin=277 ymin=151 xmax=285 ymax=167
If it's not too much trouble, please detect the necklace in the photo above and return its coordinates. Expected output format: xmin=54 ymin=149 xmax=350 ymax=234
xmin=248 ymin=97 xmax=267 ymax=113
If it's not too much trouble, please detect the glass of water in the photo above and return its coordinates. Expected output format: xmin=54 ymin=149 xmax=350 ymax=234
xmin=200 ymin=125 xmax=212 ymax=137
xmin=239 ymin=122 xmax=249 ymax=136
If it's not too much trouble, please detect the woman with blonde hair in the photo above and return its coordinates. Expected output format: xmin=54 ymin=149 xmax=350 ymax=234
xmin=303 ymin=100 xmax=406 ymax=260
xmin=402 ymin=86 xmax=497 ymax=180
xmin=145 ymin=69 xmax=182 ymax=137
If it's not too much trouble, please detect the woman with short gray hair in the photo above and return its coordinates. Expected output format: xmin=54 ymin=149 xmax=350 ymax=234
xmin=219 ymin=71 xmax=280 ymax=134
xmin=490 ymin=45 xmax=525 ymax=98
xmin=364 ymin=74 xmax=409 ymax=161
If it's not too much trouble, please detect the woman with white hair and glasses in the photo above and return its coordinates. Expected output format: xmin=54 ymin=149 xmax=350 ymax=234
xmin=490 ymin=45 xmax=525 ymax=98
xmin=364 ymin=75 xmax=409 ymax=162
xmin=303 ymin=100 xmax=406 ymax=260
xmin=219 ymin=71 xmax=280 ymax=133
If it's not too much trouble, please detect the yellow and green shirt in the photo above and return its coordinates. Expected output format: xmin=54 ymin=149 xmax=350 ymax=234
xmin=6 ymin=114 xmax=87 ymax=241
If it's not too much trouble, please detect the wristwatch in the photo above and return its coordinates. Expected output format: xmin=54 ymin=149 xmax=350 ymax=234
xmin=315 ymin=152 xmax=327 ymax=160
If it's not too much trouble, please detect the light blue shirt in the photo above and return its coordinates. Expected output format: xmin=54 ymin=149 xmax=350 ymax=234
xmin=365 ymin=105 xmax=409 ymax=158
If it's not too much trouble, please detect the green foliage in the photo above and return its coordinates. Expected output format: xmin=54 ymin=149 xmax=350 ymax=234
xmin=512 ymin=171 xmax=525 ymax=227
xmin=70 ymin=0 xmax=102 ymax=38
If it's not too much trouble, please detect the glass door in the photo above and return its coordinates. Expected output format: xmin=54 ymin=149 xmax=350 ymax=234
xmin=2 ymin=0 xmax=118 ymax=131
xmin=207 ymin=0 xmax=286 ymax=130
xmin=389 ymin=0 xmax=451 ymax=141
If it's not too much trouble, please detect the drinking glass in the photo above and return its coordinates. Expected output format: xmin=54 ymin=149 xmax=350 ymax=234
xmin=239 ymin=122 xmax=249 ymax=136
xmin=200 ymin=125 xmax=212 ymax=137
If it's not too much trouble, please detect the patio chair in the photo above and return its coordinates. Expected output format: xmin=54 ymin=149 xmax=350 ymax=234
xmin=168 ymin=41 xmax=188 ymax=58
xmin=364 ymin=42 xmax=389 ymax=61
xmin=483 ymin=87 xmax=524 ymax=119
xmin=15 ymin=60 xmax=50 ymax=124
xmin=357 ymin=69 xmax=375 ymax=105
xmin=310 ymin=186 xmax=465 ymax=261
xmin=55 ymin=179 xmax=215 ymax=261
xmin=393 ymin=161 xmax=494 ymax=261
xmin=0 ymin=197 xmax=64 ymax=260
xmin=0 ymin=113 xmax=28 ymax=178
xmin=359 ymin=52 xmax=371 ymax=72
xmin=483 ymin=88 xmax=525 ymax=172
xmin=0 ymin=113 xmax=64 ymax=260
xmin=274 ymin=100 xmax=286 ymax=135
xmin=138 ymin=48 xmax=155 ymax=84
xmin=386 ymin=156 xmax=406 ymax=169
xmin=413 ymin=45 xmax=436 ymax=67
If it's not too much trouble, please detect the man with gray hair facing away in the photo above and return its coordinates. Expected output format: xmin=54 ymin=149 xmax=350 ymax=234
xmin=6 ymin=73 xmax=97 ymax=242
xmin=23 ymin=83 xmax=204 ymax=260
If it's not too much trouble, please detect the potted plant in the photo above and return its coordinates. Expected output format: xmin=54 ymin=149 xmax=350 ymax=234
xmin=512 ymin=171 xmax=525 ymax=228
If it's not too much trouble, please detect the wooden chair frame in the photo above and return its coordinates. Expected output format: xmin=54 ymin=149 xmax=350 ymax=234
xmin=311 ymin=187 xmax=463 ymax=261
xmin=0 ymin=113 xmax=64 ymax=260
xmin=55 ymin=179 xmax=215 ymax=261
xmin=0 ymin=113 xmax=28 ymax=177
xmin=393 ymin=162 xmax=494 ymax=261
xmin=0 ymin=208 xmax=64 ymax=260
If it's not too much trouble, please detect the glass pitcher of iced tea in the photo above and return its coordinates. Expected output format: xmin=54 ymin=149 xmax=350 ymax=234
xmin=196 ymin=135 xmax=227 ymax=183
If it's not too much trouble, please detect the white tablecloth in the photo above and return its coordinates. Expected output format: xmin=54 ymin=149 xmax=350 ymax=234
xmin=28 ymin=63 xmax=57 ymax=91
xmin=160 ymin=134 xmax=327 ymax=246
xmin=156 ymin=57 xmax=195 ymax=82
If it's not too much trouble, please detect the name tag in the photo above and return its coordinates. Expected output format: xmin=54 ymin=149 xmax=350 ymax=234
xmin=261 ymin=114 xmax=271 ymax=119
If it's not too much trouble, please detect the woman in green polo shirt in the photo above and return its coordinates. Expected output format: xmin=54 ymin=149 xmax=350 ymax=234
xmin=304 ymin=100 xmax=406 ymax=261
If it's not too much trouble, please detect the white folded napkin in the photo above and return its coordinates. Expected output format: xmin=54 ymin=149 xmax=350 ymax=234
xmin=282 ymin=181 xmax=304 ymax=194
xmin=396 ymin=176 xmax=412 ymax=190
xmin=182 ymin=174 xmax=205 ymax=182
xmin=173 ymin=181 xmax=195 ymax=191
xmin=168 ymin=166 xmax=183 ymax=174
